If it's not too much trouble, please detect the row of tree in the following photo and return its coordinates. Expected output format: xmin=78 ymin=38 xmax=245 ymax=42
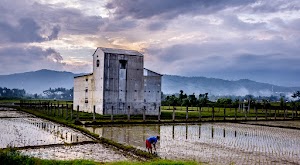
xmin=0 ymin=87 xmax=73 ymax=100
xmin=162 ymin=90 xmax=300 ymax=109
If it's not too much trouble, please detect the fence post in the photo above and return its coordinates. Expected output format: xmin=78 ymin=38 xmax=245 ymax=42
xmin=172 ymin=107 xmax=175 ymax=121
xmin=127 ymin=106 xmax=130 ymax=121
xmin=111 ymin=106 xmax=114 ymax=122
xmin=245 ymin=109 xmax=247 ymax=121
xmin=223 ymin=107 xmax=226 ymax=121
xmin=274 ymin=108 xmax=276 ymax=120
xmin=91 ymin=105 xmax=95 ymax=121
xmin=66 ymin=104 xmax=68 ymax=119
xmin=199 ymin=106 xmax=201 ymax=121
xmin=50 ymin=103 xmax=52 ymax=115
xmin=255 ymin=106 xmax=257 ymax=121
xmin=76 ymin=105 xmax=79 ymax=121
xmin=235 ymin=107 xmax=237 ymax=121
xmin=143 ymin=106 xmax=146 ymax=122
xmin=284 ymin=109 xmax=286 ymax=119
xmin=59 ymin=103 xmax=61 ymax=116
xmin=292 ymin=106 xmax=295 ymax=120
xmin=158 ymin=106 xmax=161 ymax=122
xmin=265 ymin=108 xmax=267 ymax=120
xmin=54 ymin=104 xmax=56 ymax=116
xmin=186 ymin=105 xmax=188 ymax=121
xmin=71 ymin=104 xmax=73 ymax=120
xmin=212 ymin=106 xmax=215 ymax=121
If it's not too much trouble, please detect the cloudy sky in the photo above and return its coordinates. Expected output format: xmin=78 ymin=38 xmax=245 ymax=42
xmin=1 ymin=0 xmax=300 ymax=86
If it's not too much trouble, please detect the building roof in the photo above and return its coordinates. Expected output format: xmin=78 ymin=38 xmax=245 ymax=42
xmin=143 ymin=68 xmax=163 ymax=76
xmin=97 ymin=47 xmax=143 ymax=56
xmin=74 ymin=73 xmax=93 ymax=78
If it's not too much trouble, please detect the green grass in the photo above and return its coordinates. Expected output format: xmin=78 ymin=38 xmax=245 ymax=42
xmin=0 ymin=148 xmax=198 ymax=165
xmin=0 ymin=148 xmax=99 ymax=165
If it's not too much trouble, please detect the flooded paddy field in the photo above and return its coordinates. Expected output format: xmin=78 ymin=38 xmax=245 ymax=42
xmin=0 ymin=110 xmax=92 ymax=148
xmin=0 ymin=108 xmax=136 ymax=162
xmin=20 ymin=143 xmax=132 ymax=162
xmin=85 ymin=122 xmax=300 ymax=164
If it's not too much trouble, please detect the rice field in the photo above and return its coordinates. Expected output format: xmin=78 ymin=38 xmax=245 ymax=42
xmin=85 ymin=123 xmax=300 ymax=164
xmin=0 ymin=107 xmax=133 ymax=162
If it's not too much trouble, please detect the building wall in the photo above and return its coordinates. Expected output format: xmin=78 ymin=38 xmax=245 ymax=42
xmin=92 ymin=49 xmax=105 ymax=114
xmin=103 ymin=53 xmax=144 ymax=115
xmin=144 ymin=70 xmax=162 ymax=115
xmin=73 ymin=74 xmax=93 ymax=113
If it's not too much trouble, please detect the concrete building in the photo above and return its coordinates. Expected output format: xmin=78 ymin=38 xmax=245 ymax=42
xmin=73 ymin=47 xmax=162 ymax=115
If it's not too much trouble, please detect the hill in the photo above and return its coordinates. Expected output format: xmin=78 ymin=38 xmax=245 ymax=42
xmin=0 ymin=70 xmax=299 ymax=96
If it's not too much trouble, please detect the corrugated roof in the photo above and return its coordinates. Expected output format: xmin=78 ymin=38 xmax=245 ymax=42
xmin=98 ymin=47 xmax=143 ymax=56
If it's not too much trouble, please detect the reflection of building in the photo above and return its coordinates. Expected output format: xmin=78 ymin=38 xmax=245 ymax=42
xmin=73 ymin=47 xmax=162 ymax=115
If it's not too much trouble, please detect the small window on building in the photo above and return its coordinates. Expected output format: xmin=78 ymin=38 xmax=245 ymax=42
xmin=86 ymin=78 xmax=88 ymax=81
xmin=96 ymin=60 xmax=100 ymax=67
xmin=119 ymin=60 xmax=127 ymax=69
xmin=85 ymin=99 xmax=88 ymax=103
xmin=85 ymin=89 xmax=88 ymax=93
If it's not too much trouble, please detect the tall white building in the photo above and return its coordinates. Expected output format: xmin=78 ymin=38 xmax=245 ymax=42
xmin=73 ymin=47 xmax=162 ymax=115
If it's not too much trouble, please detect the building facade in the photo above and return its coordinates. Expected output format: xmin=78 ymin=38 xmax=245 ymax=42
xmin=73 ymin=47 xmax=162 ymax=115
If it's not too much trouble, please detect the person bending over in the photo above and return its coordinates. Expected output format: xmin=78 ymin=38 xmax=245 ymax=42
xmin=146 ymin=135 xmax=160 ymax=154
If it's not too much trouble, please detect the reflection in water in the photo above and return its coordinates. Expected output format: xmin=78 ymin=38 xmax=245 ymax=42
xmin=28 ymin=121 xmax=89 ymax=143
xmin=85 ymin=123 xmax=300 ymax=164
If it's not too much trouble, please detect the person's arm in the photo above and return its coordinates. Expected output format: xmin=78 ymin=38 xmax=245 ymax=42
xmin=153 ymin=143 xmax=156 ymax=152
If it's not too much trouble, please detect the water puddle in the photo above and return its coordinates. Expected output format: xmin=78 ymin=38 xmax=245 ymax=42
xmin=85 ymin=123 xmax=300 ymax=164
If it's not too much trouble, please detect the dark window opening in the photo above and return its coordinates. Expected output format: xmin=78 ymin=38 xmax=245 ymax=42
xmin=119 ymin=60 xmax=127 ymax=69
xmin=86 ymin=78 xmax=88 ymax=81
xmin=85 ymin=89 xmax=88 ymax=93
xmin=85 ymin=99 xmax=88 ymax=103
xmin=96 ymin=60 xmax=100 ymax=67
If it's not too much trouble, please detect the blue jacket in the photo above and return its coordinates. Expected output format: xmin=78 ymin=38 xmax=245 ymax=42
xmin=147 ymin=136 xmax=158 ymax=144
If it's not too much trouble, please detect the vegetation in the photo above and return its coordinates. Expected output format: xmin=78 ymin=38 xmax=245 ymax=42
xmin=0 ymin=148 xmax=99 ymax=165
xmin=1 ymin=148 xmax=197 ymax=165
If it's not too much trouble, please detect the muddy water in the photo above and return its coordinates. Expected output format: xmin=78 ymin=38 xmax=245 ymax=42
xmin=0 ymin=110 xmax=92 ymax=148
xmin=85 ymin=123 xmax=300 ymax=164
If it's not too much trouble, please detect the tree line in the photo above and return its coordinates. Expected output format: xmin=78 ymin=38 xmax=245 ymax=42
xmin=0 ymin=87 xmax=73 ymax=100
xmin=162 ymin=90 xmax=300 ymax=109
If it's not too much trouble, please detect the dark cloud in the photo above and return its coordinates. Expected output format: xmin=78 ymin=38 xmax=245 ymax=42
xmin=0 ymin=1 xmax=105 ymax=36
xmin=146 ymin=22 xmax=167 ymax=31
xmin=106 ymin=0 xmax=255 ymax=19
xmin=102 ymin=19 xmax=137 ymax=32
xmin=0 ymin=46 xmax=65 ymax=74
xmin=0 ymin=18 xmax=60 ymax=43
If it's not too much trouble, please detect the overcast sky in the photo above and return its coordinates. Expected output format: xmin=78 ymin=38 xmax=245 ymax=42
xmin=1 ymin=0 xmax=300 ymax=86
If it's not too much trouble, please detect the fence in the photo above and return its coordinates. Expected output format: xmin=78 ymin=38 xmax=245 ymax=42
xmin=19 ymin=100 xmax=299 ymax=123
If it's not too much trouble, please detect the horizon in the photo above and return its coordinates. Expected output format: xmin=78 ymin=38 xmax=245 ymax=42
xmin=1 ymin=1 xmax=300 ymax=87
xmin=1 ymin=68 xmax=300 ymax=89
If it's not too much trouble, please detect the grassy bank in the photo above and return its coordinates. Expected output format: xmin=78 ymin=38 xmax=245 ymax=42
xmin=0 ymin=148 xmax=197 ymax=165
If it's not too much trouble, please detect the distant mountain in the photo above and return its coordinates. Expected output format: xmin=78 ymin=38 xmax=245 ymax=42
xmin=162 ymin=75 xmax=300 ymax=96
xmin=0 ymin=70 xmax=299 ymax=96
xmin=0 ymin=69 xmax=76 ymax=94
